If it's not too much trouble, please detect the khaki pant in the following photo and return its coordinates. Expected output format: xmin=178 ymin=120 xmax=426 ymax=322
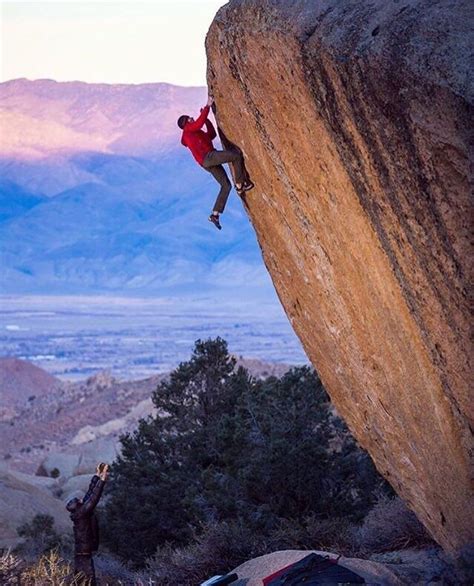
xmin=203 ymin=149 xmax=245 ymax=213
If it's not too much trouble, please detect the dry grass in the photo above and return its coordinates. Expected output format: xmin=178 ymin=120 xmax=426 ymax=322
xmin=0 ymin=549 xmax=24 ymax=585
xmin=1 ymin=549 xmax=87 ymax=586
xmin=21 ymin=550 xmax=82 ymax=585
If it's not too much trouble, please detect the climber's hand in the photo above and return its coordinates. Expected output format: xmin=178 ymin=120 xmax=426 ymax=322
xmin=207 ymin=95 xmax=214 ymax=107
xmin=99 ymin=464 xmax=110 ymax=482
xmin=96 ymin=462 xmax=107 ymax=476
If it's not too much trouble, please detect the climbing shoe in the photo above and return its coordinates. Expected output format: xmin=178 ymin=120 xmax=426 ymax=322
xmin=208 ymin=213 xmax=222 ymax=230
xmin=236 ymin=180 xmax=254 ymax=195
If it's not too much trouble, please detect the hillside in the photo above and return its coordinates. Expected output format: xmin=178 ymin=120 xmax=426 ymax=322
xmin=0 ymin=356 xmax=293 ymax=474
xmin=207 ymin=0 xmax=473 ymax=555
xmin=0 ymin=357 xmax=61 ymax=408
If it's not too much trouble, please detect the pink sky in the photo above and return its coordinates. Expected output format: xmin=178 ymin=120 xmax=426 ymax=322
xmin=1 ymin=1 xmax=226 ymax=86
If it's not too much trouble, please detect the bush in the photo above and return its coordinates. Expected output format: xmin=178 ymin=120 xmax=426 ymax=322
xmin=17 ymin=515 xmax=66 ymax=558
xmin=145 ymin=521 xmax=265 ymax=586
xmin=266 ymin=515 xmax=356 ymax=555
xmin=354 ymin=495 xmax=434 ymax=553
xmin=93 ymin=554 xmax=138 ymax=585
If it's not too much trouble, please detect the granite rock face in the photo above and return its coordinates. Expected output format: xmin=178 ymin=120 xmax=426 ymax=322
xmin=207 ymin=0 xmax=473 ymax=554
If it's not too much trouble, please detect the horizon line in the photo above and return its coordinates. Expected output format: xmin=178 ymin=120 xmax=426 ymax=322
xmin=0 ymin=77 xmax=207 ymax=89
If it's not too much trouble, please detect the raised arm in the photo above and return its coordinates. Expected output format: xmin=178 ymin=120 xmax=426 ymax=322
xmin=80 ymin=478 xmax=105 ymax=515
xmin=205 ymin=118 xmax=217 ymax=140
xmin=82 ymin=475 xmax=99 ymax=504
xmin=185 ymin=105 xmax=210 ymax=132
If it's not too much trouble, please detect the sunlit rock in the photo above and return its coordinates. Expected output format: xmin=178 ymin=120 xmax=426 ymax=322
xmin=207 ymin=0 xmax=473 ymax=553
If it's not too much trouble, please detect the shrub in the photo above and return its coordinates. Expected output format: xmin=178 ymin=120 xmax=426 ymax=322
xmin=304 ymin=516 xmax=359 ymax=555
xmin=354 ymin=495 xmax=434 ymax=553
xmin=17 ymin=514 xmax=65 ymax=557
xmin=93 ymin=554 xmax=138 ymax=585
xmin=267 ymin=515 xmax=356 ymax=555
xmin=145 ymin=521 xmax=265 ymax=586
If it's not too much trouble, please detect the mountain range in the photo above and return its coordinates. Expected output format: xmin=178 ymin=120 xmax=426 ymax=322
xmin=0 ymin=79 xmax=272 ymax=296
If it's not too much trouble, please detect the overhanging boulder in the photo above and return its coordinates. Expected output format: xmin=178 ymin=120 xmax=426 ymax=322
xmin=206 ymin=0 xmax=473 ymax=553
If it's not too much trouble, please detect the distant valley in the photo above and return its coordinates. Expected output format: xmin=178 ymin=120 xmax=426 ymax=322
xmin=0 ymin=295 xmax=306 ymax=380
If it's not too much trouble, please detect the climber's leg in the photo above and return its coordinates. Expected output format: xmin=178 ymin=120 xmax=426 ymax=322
xmin=203 ymin=162 xmax=231 ymax=214
xmin=203 ymin=154 xmax=233 ymax=213
xmin=204 ymin=149 xmax=245 ymax=188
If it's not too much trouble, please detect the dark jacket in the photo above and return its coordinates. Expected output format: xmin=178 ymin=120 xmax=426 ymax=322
xmin=181 ymin=105 xmax=217 ymax=166
xmin=70 ymin=475 xmax=105 ymax=554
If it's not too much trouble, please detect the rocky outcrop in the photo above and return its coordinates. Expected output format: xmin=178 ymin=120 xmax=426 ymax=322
xmin=61 ymin=474 xmax=95 ymax=504
xmin=36 ymin=438 xmax=119 ymax=480
xmin=37 ymin=452 xmax=81 ymax=480
xmin=207 ymin=0 xmax=473 ymax=554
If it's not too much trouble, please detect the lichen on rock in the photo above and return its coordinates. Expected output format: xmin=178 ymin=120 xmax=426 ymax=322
xmin=206 ymin=0 xmax=473 ymax=554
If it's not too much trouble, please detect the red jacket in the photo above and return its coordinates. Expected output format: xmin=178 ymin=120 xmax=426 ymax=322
xmin=181 ymin=105 xmax=217 ymax=166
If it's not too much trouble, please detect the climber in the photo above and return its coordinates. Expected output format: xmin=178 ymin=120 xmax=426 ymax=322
xmin=66 ymin=463 xmax=109 ymax=585
xmin=177 ymin=95 xmax=254 ymax=230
